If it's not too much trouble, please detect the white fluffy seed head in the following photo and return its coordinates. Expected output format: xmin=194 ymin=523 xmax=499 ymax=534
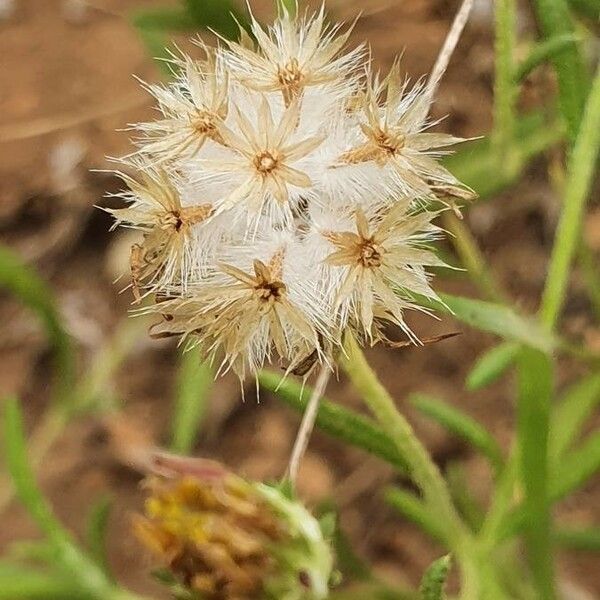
xmin=107 ymin=5 xmax=473 ymax=379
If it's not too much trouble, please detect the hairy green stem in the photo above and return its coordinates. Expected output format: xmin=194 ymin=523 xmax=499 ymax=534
xmin=342 ymin=335 xmax=479 ymax=598
xmin=493 ymin=0 xmax=518 ymax=161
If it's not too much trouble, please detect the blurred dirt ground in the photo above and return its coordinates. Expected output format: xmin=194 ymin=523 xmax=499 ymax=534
xmin=0 ymin=0 xmax=599 ymax=597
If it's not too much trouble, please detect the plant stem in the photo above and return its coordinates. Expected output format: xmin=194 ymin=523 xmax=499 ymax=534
xmin=426 ymin=0 xmax=474 ymax=99
xmin=493 ymin=0 xmax=517 ymax=161
xmin=342 ymin=335 xmax=479 ymax=597
xmin=0 ymin=407 xmax=67 ymax=514
xmin=286 ymin=365 xmax=331 ymax=485
xmin=540 ymin=64 xmax=600 ymax=330
xmin=516 ymin=348 xmax=555 ymax=600
xmin=442 ymin=213 xmax=507 ymax=303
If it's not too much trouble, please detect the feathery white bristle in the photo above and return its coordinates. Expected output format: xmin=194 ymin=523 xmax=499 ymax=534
xmin=107 ymin=4 xmax=474 ymax=379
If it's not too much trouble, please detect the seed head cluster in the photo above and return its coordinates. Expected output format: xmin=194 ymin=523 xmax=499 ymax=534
xmin=107 ymin=6 xmax=473 ymax=380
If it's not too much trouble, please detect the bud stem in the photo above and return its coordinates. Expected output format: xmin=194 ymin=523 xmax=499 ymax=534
xmin=286 ymin=365 xmax=331 ymax=485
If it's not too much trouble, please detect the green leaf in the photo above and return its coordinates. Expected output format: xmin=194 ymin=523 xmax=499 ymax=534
xmin=532 ymin=0 xmax=589 ymax=145
xmin=170 ymin=347 xmax=213 ymax=454
xmin=183 ymin=0 xmax=249 ymax=39
xmin=419 ymin=555 xmax=451 ymax=600
xmin=86 ymin=496 xmax=113 ymax=579
xmin=0 ymin=246 xmax=74 ymax=407
xmin=258 ymin=370 xmax=408 ymax=473
xmin=332 ymin=525 xmax=372 ymax=582
xmin=385 ymin=488 xmax=447 ymax=544
xmin=444 ymin=112 xmax=563 ymax=201
xmin=428 ymin=293 xmax=556 ymax=353
xmin=540 ymin=63 xmax=600 ymax=329
xmin=550 ymin=372 xmax=600 ymax=459
xmin=330 ymin=583 xmax=417 ymax=600
xmin=516 ymin=348 xmax=555 ymax=600
xmin=492 ymin=0 xmax=518 ymax=155
xmin=567 ymin=0 xmax=600 ymax=19
xmin=553 ymin=527 xmax=600 ymax=552
xmin=130 ymin=20 xmax=172 ymax=76
xmin=552 ymin=431 xmax=600 ymax=499
xmin=132 ymin=7 xmax=195 ymax=31
xmin=0 ymin=562 xmax=88 ymax=599
xmin=1 ymin=398 xmax=123 ymax=600
xmin=276 ymin=0 xmax=297 ymax=16
xmin=410 ymin=393 xmax=503 ymax=473
xmin=515 ymin=34 xmax=580 ymax=82
xmin=445 ymin=462 xmax=485 ymax=532
xmin=466 ymin=342 xmax=519 ymax=390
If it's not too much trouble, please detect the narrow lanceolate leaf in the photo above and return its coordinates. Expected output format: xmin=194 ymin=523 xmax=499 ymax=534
xmin=540 ymin=63 xmax=600 ymax=329
xmin=0 ymin=562 xmax=88 ymax=600
xmin=259 ymin=370 xmax=408 ymax=473
xmin=410 ymin=394 xmax=503 ymax=473
xmin=184 ymin=0 xmax=249 ymax=39
xmin=1 ymin=398 xmax=118 ymax=600
xmin=550 ymin=373 xmax=600 ymax=459
xmin=443 ymin=111 xmax=563 ymax=200
xmin=131 ymin=7 xmax=196 ymax=32
xmin=515 ymin=35 xmax=580 ymax=82
xmin=276 ymin=0 xmax=298 ymax=16
xmin=552 ymin=432 xmax=600 ymax=500
xmin=553 ymin=527 xmax=600 ymax=552
xmin=419 ymin=555 xmax=451 ymax=600
xmin=533 ymin=0 xmax=589 ymax=145
xmin=170 ymin=347 xmax=213 ymax=454
xmin=567 ymin=0 xmax=600 ymax=20
xmin=86 ymin=496 xmax=113 ymax=580
xmin=427 ymin=293 xmax=556 ymax=353
xmin=0 ymin=246 xmax=75 ymax=406
xmin=385 ymin=488 xmax=447 ymax=544
xmin=466 ymin=342 xmax=519 ymax=390
xmin=516 ymin=348 xmax=555 ymax=600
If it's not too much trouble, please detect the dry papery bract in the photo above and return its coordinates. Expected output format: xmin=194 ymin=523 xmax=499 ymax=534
xmin=135 ymin=454 xmax=333 ymax=599
xmin=108 ymin=5 xmax=473 ymax=380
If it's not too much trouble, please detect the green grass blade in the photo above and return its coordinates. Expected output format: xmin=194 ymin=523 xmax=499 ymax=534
xmin=540 ymin=64 xmax=600 ymax=329
xmin=0 ymin=246 xmax=75 ymax=407
xmin=466 ymin=342 xmax=519 ymax=390
xmin=385 ymin=488 xmax=447 ymax=544
xmin=550 ymin=372 xmax=600 ymax=459
xmin=410 ymin=394 xmax=503 ymax=473
xmin=516 ymin=348 xmax=555 ymax=600
xmin=86 ymin=496 xmax=113 ymax=580
xmin=1 ymin=398 xmax=134 ymax=600
xmin=258 ymin=370 xmax=408 ymax=473
xmin=515 ymin=34 xmax=580 ymax=82
xmin=170 ymin=347 xmax=213 ymax=454
xmin=419 ymin=555 xmax=451 ymax=600
xmin=532 ymin=0 xmax=589 ymax=145
xmin=553 ymin=527 xmax=600 ymax=551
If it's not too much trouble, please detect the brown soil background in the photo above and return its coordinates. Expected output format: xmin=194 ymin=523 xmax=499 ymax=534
xmin=0 ymin=0 xmax=599 ymax=597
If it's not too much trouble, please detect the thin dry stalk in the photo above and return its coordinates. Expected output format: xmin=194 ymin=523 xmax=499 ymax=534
xmin=286 ymin=365 xmax=331 ymax=485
